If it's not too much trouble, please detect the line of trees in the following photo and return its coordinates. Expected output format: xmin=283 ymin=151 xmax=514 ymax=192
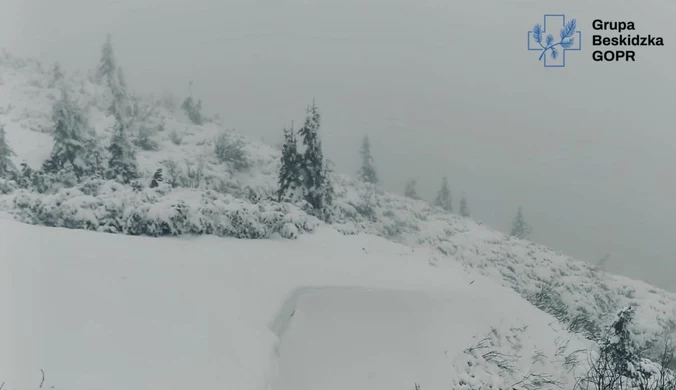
xmin=0 ymin=35 xmax=139 ymax=190
xmin=348 ymin=135 xmax=535 ymax=238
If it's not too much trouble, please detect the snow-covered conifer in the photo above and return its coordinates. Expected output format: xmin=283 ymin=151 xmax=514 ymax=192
xmin=358 ymin=135 xmax=378 ymax=184
xmin=181 ymin=97 xmax=204 ymax=125
xmin=434 ymin=176 xmax=452 ymax=212
xmin=150 ymin=168 xmax=163 ymax=188
xmin=107 ymin=119 xmax=138 ymax=184
xmin=97 ymin=34 xmax=130 ymax=124
xmin=297 ymin=101 xmax=332 ymax=212
xmin=510 ymin=206 xmax=532 ymax=239
xmin=0 ymin=124 xmax=16 ymax=178
xmin=404 ymin=179 xmax=420 ymax=200
xmin=44 ymin=90 xmax=92 ymax=178
xmin=459 ymin=195 xmax=470 ymax=217
xmin=97 ymin=34 xmax=116 ymax=85
xmin=277 ymin=125 xmax=302 ymax=202
xmin=49 ymin=62 xmax=64 ymax=88
xmin=117 ymin=66 xmax=127 ymax=88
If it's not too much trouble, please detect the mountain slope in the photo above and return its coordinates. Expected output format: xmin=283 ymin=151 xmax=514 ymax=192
xmin=0 ymin=49 xmax=674 ymax=363
xmin=1 ymin=218 xmax=592 ymax=390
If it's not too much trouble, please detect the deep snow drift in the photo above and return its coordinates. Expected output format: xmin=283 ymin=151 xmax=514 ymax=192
xmin=1 ymin=219 xmax=590 ymax=390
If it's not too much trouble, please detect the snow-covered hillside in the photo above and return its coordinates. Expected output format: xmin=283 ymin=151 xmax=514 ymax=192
xmin=0 ymin=48 xmax=674 ymax=370
xmin=1 ymin=219 xmax=592 ymax=390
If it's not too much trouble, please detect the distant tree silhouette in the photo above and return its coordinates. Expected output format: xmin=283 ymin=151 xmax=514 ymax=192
xmin=404 ymin=179 xmax=420 ymax=200
xmin=358 ymin=135 xmax=378 ymax=184
xmin=510 ymin=206 xmax=532 ymax=239
xmin=434 ymin=176 xmax=452 ymax=212
xmin=459 ymin=195 xmax=470 ymax=217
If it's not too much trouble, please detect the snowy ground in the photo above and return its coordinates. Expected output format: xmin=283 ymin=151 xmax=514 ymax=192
xmin=1 ymin=219 xmax=590 ymax=390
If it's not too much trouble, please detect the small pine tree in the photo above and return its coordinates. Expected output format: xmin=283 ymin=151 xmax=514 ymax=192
xmin=18 ymin=162 xmax=33 ymax=188
xmin=49 ymin=62 xmax=64 ymax=88
xmin=0 ymin=124 xmax=16 ymax=178
xmin=404 ymin=179 xmax=420 ymax=200
xmin=510 ymin=206 xmax=532 ymax=239
xmin=318 ymin=159 xmax=335 ymax=221
xmin=81 ymin=132 xmax=106 ymax=178
xmin=297 ymin=101 xmax=332 ymax=212
xmin=181 ymin=96 xmax=204 ymax=125
xmin=434 ymin=176 xmax=452 ymax=212
xmin=277 ymin=125 xmax=302 ymax=202
xmin=358 ymin=135 xmax=378 ymax=184
xmin=181 ymin=81 xmax=204 ymax=125
xmin=107 ymin=119 xmax=138 ymax=184
xmin=601 ymin=306 xmax=639 ymax=378
xmin=459 ymin=195 xmax=470 ymax=217
xmin=150 ymin=168 xmax=163 ymax=188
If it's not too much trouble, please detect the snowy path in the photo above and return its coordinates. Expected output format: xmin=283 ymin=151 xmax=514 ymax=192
xmin=270 ymin=287 xmax=477 ymax=390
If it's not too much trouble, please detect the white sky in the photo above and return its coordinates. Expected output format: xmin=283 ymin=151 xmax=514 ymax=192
xmin=2 ymin=0 xmax=675 ymax=291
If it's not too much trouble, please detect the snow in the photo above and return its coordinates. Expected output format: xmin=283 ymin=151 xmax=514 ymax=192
xmin=1 ymin=48 xmax=676 ymax=387
xmin=1 ymin=219 xmax=590 ymax=390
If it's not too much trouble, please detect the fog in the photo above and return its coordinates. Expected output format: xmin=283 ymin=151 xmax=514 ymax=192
xmin=2 ymin=0 xmax=675 ymax=291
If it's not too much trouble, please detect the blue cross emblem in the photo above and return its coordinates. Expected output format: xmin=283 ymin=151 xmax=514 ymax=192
xmin=528 ymin=14 xmax=581 ymax=67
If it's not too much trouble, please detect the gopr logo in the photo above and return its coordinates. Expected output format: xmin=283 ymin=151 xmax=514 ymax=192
xmin=528 ymin=15 xmax=581 ymax=67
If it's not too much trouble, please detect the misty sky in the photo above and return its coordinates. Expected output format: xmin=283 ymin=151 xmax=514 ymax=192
xmin=2 ymin=0 xmax=675 ymax=291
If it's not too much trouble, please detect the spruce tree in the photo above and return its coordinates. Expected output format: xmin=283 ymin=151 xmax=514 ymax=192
xmin=97 ymin=34 xmax=116 ymax=85
xmin=598 ymin=307 xmax=640 ymax=381
xmin=404 ymin=179 xmax=420 ymax=200
xmin=277 ymin=125 xmax=302 ymax=202
xmin=44 ymin=90 xmax=91 ymax=178
xmin=297 ymin=101 xmax=332 ymax=211
xmin=319 ymin=159 xmax=335 ymax=221
xmin=358 ymin=135 xmax=378 ymax=184
xmin=0 ymin=124 xmax=16 ymax=178
xmin=97 ymin=34 xmax=129 ymax=124
xmin=510 ymin=206 xmax=532 ymax=239
xmin=459 ymin=195 xmax=470 ymax=217
xmin=117 ymin=66 xmax=127 ymax=89
xmin=107 ymin=119 xmax=138 ymax=184
xmin=434 ymin=176 xmax=452 ymax=212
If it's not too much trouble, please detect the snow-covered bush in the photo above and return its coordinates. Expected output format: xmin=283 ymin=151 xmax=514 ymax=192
xmin=454 ymin=324 xmax=585 ymax=390
xmin=181 ymin=96 xmax=204 ymax=125
xmin=169 ymin=129 xmax=182 ymax=145
xmin=214 ymin=130 xmax=249 ymax=170
xmin=134 ymin=125 xmax=159 ymax=151
xmin=575 ymin=307 xmax=676 ymax=390
xmin=4 ymin=182 xmax=318 ymax=239
xmin=0 ymin=178 xmax=18 ymax=194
